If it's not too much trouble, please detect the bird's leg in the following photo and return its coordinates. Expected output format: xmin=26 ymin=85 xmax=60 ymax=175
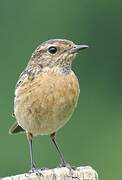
xmin=27 ymin=132 xmax=40 ymax=174
xmin=50 ymin=132 xmax=67 ymax=167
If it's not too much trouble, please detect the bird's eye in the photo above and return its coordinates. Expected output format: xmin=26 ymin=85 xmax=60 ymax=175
xmin=48 ymin=46 xmax=57 ymax=54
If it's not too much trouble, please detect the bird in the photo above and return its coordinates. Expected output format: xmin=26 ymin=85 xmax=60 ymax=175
xmin=9 ymin=39 xmax=88 ymax=172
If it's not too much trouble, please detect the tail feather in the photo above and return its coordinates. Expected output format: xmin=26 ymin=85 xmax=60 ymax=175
xmin=9 ymin=122 xmax=25 ymax=134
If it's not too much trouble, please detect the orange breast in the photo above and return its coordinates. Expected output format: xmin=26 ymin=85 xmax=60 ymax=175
xmin=14 ymin=69 xmax=80 ymax=135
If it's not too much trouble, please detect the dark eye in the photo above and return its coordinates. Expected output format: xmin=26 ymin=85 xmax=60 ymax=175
xmin=48 ymin=46 xmax=57 ymax=54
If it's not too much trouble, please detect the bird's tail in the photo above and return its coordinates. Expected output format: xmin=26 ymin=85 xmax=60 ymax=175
xmin=9 ymin=122 xmax=25 ymax=134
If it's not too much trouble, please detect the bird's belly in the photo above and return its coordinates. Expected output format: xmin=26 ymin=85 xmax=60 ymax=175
xmin=14 ymin=71 xmax=80 ymax=136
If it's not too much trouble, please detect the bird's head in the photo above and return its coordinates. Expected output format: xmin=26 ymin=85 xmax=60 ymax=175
xmin=29 ymin=39 xmax=88 ymax=70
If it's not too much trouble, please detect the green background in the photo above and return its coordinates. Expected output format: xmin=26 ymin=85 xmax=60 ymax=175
xmin=0 ymin=0 xmax=121 ymax=179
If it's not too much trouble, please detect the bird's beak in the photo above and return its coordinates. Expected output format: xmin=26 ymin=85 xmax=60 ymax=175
xmin=71 ymin=44 xmax=89 ymax=53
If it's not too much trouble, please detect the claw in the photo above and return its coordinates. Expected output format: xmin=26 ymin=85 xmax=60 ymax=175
xmin=59 ymin=162 xmax=76 ymax=171
xmin=29 ymin=167 xmax=43 ymax=176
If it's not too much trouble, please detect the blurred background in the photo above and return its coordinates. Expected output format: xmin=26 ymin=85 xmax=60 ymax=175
xmin=0 ymin=0 xmax=121 ymax=179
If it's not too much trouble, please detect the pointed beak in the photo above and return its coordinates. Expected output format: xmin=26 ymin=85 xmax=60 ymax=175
xmin=71 ymin=44 xmax=89 ymax=53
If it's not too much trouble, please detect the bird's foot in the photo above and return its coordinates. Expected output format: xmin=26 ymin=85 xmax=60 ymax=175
xmin=29 ymin=164 xmax=43 ymax=176
xmin=59 ymin=161 xmax=76 ymax=170
xmin=40 ymin=167 xmax=49 ymax=171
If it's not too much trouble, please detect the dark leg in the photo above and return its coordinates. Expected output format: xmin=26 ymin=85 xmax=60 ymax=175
xmin=50 ymin=132 xmax=67 ymax=167
xmin=27 ymin=132 xmax=48 ymax=175
xmin=27 ymin=132 xmax=40 ymax=174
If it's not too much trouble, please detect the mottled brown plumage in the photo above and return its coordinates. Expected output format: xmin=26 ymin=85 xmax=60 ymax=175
xmin=9 ymin=39 xmax=88 ymax=172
